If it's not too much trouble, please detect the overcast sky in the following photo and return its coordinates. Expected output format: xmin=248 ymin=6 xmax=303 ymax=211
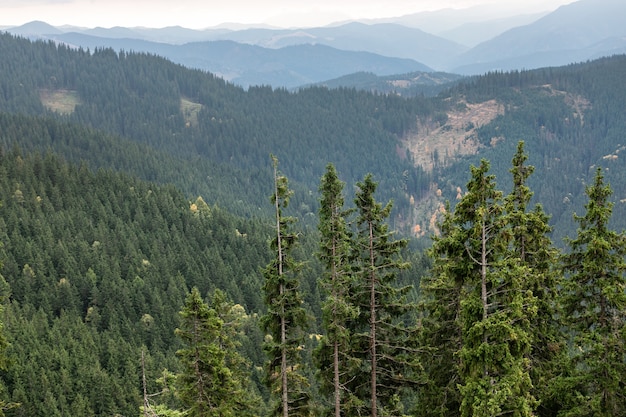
xmin=1 ymin=0 xmax=577 ymax=29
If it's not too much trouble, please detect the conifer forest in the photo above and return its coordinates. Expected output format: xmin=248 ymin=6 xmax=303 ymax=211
xmin=0 ymin=33 xmax=625 ymax=416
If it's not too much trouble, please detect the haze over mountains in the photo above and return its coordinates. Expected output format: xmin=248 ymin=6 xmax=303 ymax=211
xmin=4 ymin=0 xmax=626 ymax=88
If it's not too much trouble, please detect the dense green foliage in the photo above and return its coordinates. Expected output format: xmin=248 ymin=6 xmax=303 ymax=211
xmin=440 ymin=57 xmax=626 ymax=239
xmin=0 ymin=31 xmax=625 ymax=417
xmin=506 ymin=143 xmax=562 ymax=417
xmin=454 ymin=160 xmax=535 ymax=417
xmin=0 ymin=272 xmax=17 ymax=416
xmin=420 ymin=157 xmax=536 ymax=417
xmin=0 ymin=32 xmax=435 ymax=222
xmin=560 ymin=168 xmax=626 ymax=416
xmin=2 ymin=33 xmax=626 ymax=239
xmin=262 ymin=157 xmax=312 ymax=417
xmin=315 ymin=164 xmax=357 ymax=417
xmin=175 ymin=287 xmax=260 ymax=416
xmin=0 ymin=149 xmax=272 ymax=415
xmin=417 ymin=144 xmax=626 ymax=417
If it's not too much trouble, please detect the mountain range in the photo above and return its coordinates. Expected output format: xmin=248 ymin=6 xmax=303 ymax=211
xmin=4 ymin=0 xmax=626 ymax=89
xmin=1 ymin=23 xmax=626 ymax=415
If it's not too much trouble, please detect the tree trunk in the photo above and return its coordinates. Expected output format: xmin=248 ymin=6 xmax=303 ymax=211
xmin=280 ymin=285 xmax=289 ymax=417
xmin=369 ymin=221 xmax=377 ymax=417
xmin=273 ymin=159 xmax=289 ymax=417
xmin=334 ymin=340 xmax=341 ymax=417
xmin=481 ymin=218 xmax=488 ymax=378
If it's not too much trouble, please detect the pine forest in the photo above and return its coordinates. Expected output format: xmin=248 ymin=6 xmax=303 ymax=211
xmin=0 ymin=32 xmax=625 ymax=416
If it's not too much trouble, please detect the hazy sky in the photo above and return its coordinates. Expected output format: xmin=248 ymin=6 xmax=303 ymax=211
xmin=1 ymin=0 xmax=577 ymax=29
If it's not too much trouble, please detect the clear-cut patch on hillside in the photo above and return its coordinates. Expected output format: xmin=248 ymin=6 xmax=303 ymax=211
xmin=539 ymin=84 xmax=590 ymax=125
xmin=180 ymin=97 xmax=203 ymax=128
xmin=401 ymin=99 xmax=504 ymax=238
xmin=402 ymin=99 xmax=504 ymax=172
xmin=39 ymin=89 xmax=81 ymax=114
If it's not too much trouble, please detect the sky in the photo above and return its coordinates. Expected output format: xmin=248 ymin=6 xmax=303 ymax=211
xmin=0 ymin=0 xmax=577 ymax=29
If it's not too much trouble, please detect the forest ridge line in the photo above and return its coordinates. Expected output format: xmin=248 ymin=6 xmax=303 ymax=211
xmin=5 ymin=0 xmax=626 ymax=87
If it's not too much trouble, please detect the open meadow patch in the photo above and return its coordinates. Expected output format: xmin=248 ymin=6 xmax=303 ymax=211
xmin=39 ymin=89 xmax=81 ymax=114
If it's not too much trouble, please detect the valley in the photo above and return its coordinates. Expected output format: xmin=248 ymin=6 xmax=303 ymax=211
xmin=0 ymin=3 xmax=626 ymax=413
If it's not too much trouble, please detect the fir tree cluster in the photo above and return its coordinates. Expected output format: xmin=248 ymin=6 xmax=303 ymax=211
xmin=159 ymin=145 xmax=626 ymax=417
xmin=1 ymin=33 xmax=626 ymax=417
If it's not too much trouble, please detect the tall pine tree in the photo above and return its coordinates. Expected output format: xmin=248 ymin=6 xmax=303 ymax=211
xmin=315 ymin=163 xmax=359 ymax=417
xmin=505 ymin=142 xmax=563 ymax=417
xmin=561 ymin=167 xmax=626 ymax=416
xmin=348 ymin=173 xmax=420 ymax=417
xmin=261 ymin=155 xmax=311 ymax=417
xmin=420 ymin=158 xmax=537 ymax=417
xmin=455 ymin=160 xmax=535 ymax=417
xmin=417 ymin=201 xmax=464 ymax=417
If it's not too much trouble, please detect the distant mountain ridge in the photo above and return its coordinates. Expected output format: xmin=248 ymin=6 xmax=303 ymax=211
xmin=48 ymin=32 xmax=432 ymax=88
xmin=5 ymin=20 xmax=62 ymax=36
xmin=311 ymin=71 xmax=465 ymax=97
xmin=450 ymin=0 xmax=626 ymax=73
xmin=4 ymin=0 xmax=626 ymax=87
xmin=194 ymin=22 xmax=468 ymax=69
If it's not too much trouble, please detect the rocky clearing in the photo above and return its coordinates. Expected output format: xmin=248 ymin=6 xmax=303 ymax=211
xmin=402 ymin=98 xmax=505 ymax=237
xmin=402 ymin=99 xmax=504 ymax=173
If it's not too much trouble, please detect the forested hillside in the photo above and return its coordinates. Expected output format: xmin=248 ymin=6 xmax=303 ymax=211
xmin=2 ymin=33 xmax=626 ymax=240
xmin=0 ymin=32 xmax=625 ymax=416
xmin=0 ymin=32 xmax=437 ymax=222
xmin=0 ymin=149 xmax=275 ymax=415
xmin=437 ymin=57 xmax=626 ymax=241
xmin=0 ymin=148 xmax=424 ymax=416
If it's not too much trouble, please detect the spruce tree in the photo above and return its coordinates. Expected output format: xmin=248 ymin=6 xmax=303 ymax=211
xmin=348 ymin=173 xmax=419 ymax=417
xmin=505 ymin=142 xmax=563 ymax=417
xmin=207 ymin=289 xmax=263 ymax=416
xmin=261 ymin=155 xmax=311 ymax=417
xmin=561 ymin=167 xmax=626 ymax=416
xmin=416 ymin=202 xmax=464 ymax=417
xmin=454 ymin=160 xmax=535 ymax=417
xmin=420 ymin=159 xmax=537 ymax=417
xmin=175 ymin=287 xmax=256 ymax=417
xmin=315 ymin=163 xmax=359 ymax=417
xmin=0 ymin=275 xmax=18 ymax=417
